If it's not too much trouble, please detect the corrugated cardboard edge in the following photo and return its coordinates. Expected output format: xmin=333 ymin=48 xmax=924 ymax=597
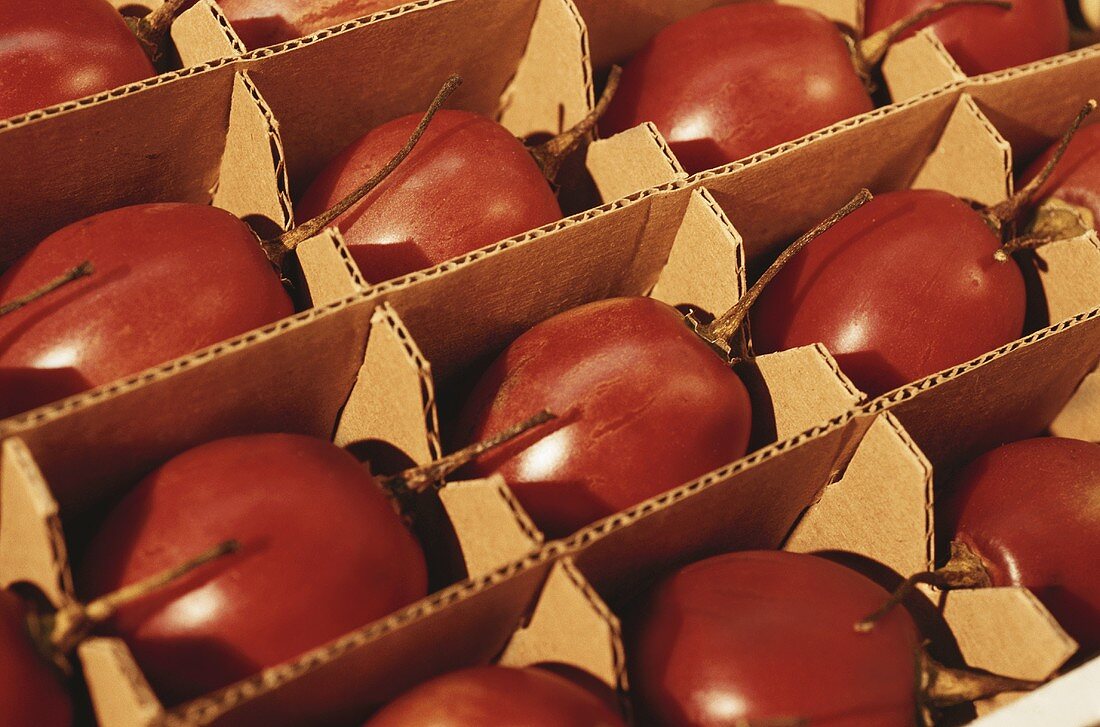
xmin=882 ymin=28 xmax=967 ymax=103
xmin=586 ymin=122 xmax=687 ymax=203
xmin=334 ymin=304 xmax=440 ymax=464
xmin=296 ymin=228 xmax=368 ymax=307
xmin=171 ymin=0 xmax=247 ymax=66
xmin=439 ymin=476 xmax=545 ymax=578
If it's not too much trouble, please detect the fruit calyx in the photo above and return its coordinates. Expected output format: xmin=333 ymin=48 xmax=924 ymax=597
xmin=126 ymin=0 xmax=192 ymax=66
xmin=688 ymin=189 xmax=873 ymax=362
xmin=987 ymin=99 xmax=1097 ymax=261
xmin=261 ymin=75 xmax=464 ymax=268
xmin=379 ymin=410 xmax=556 ymax=504
xmin=528 ymin=65 xmax=623 ymax=183
xmin=27 ymin=539 xmax=239 ymax=672
xmin=850 ymin=0 xmax=1012 ymax=82
xmin=919 ymin=650 xmax=1043 ymax=708
xmin=855 ymin=541 xmax=991 ymax=633
xmin=0 ymin=261 xmax=94 ymax=317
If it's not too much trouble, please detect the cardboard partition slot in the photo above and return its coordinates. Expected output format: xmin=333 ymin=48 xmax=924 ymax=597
xmin=170 ymin=0 xmax=247 ymax=66
xmin=785 ymin=411 xmax=933 ymax=577
xmin=568 ymin=412 xmax=872 ymax=597
xmin=242 ymin=0 xmax=591 ymax=189
xmin=881 ymin=29 xmax=968 ymax=103
xmin=586 ymin=123 xmax=687 ymax=204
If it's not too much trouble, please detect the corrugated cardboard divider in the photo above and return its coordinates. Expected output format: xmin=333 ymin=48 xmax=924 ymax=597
xmin=170 ymin=0 xmax=247 ymax=66
xmin=785 ymin=411 xmax=933 ymax=578
xmin=882 ymin=29 xmax=967 ymax=103
xmin=241 ymin=0 xmax=591 ymax=190
xmin=969 ymin=655 xmax=1100 ymax=726
xmin=586 ymin=123 xmax=686 ymax=203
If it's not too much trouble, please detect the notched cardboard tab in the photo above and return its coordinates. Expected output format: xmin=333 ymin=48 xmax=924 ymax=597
xmin=1050 ymin=367 xmax=1100 ymax=441
xmin=171 ymin=0 xmax=246 ymax=67
xmin=78 ymin=638 xmax=164 ymax=727
xmin=940 ymin=586 xmax=1077 ymax=688
xmin=911 ymin=93 xmax=1011 ymax=207
xmin=213 ymin=71 xmax=293 ymax=238
xmin=785 ymin=412 xmax=933 ymax=577
xmin=0 ymin=438 xmax=73 ymax=607
xmin=498 ymin=0 xmax=592 ymax=138
xmin=881 ymin=29 xmax=967 ymax=103
xmin=498 ymin=558 xmax=625 ymax=693
xmin=780 ymin=0 xmax=861 ymax=30
xmin=586 ymin=123 xmax=686 ymax=203
xmin=438 ymin=476 xmax=544 ymax=579
xmin=334 ymin=304 xmax=439 ymax=466
xmin=650 ymin=188 xmax=743 ymax=317
xmin=752 ymin=344 xmax=864 ymax=442
xmin=296 ymin=228 xmax=367 ymax=307
xmin=1034 ymin=232 xmax=1100 ymax=324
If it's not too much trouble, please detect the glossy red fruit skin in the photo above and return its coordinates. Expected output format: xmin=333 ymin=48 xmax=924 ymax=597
xmin=0 ymin=203 xmax=295 ymax=419
xmin=363 ymin=666 xmax=626 ymax=726
xmin=750 ymin=189 xmax=1027 ymax=397
xmin=948 ymin=437 xmax=1100 ymax=652
xmin=78 ymin=433 xmax=428 ymax=705
xmin=455 ymin=296 xmax=752 ymax=538
xmin=629 ymin=551 xmax=921 ymax=727
xmin=296 ymin=109 xmax=562 ymax=285
xmin=0 ymin=0 xmax=155 ymax=120
xmin=600 ymin=2 xmax=874 ymax=174
xmin=1021 ymin=123 xmax=1100 ymax=226
xmin=210 ymin=0 xmax=403 ymax=49
xmin=865 ymin=0 xmax=1068 ymax=76
xmin=0 ymin=591 xmax=72 ymax=727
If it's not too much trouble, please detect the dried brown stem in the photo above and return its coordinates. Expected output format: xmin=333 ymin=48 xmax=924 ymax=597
xmin=380 ymin=410 xmax=555 ymax=498
xmin=0 ymin=261 xmax=94 ymax=317
xmin=921 ymin=651 xmax=1043 ymax=708
xmin=987 ymin=99 xmax=1097 ymax=232
xmin=127 ymin=0 xmax=192 ymax=63
xmin=855 ymin=541 xmax=991 ymax=633
xmin=693 ymin=189 xmax=873 ymax=360
xmin=529 ymin=65 xmax=623 ymax=182
xmin=857 ymin=0 xmax=1012 ymax=69
xmin=49 ymin=540 xmax=239 ymax=655
xmin=262 ymin=75 xmax=463 ymax=267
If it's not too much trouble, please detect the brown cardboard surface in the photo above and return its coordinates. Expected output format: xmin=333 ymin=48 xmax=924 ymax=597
xmin=1050 ymin=368 xmax=1100 ymax=440
xmin=333 ymin=304 xmax=439 ymax=465
xmin=785 ymin=412 xmax=933 ymax=576
xmin=1035 ymin=233 xmax=1100 ymax=323
xmin=295 ymin=229 xmax=367 ymax=307
xmin=0 ymin=438 xmax=73 ymax=607
xmin=171 ymin=0 xmax=246 ymax=66
xmin=753 ymin=344 xmax=864 ymax=440
xmin=586 ymin=123 xmax=686 ymax=203
xmin=910 ymin=93 xmax=1010 ymax=206
xmin=782 ymin=0 xmax=861 ymax=29
xmin=78 ymin=639 xmax=163 ymax=727
xmin=242 ymin=0 xmax=587 ymax=190
xmin=970 ymin=655 xmax=1100 ymax=725
xmin=649 ymin=188 xmax=743 ymax=316
xmin=498 ymin=558 xmax=625 ymax=693
xmin=439 ymin=477 xmax=544 ymax=578
xmin=882 ymin=29 xmax=967 ymax=103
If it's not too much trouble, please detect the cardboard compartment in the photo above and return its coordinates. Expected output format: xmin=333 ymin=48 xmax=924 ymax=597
xmin=0 ymin=304 xmax=576 ymax=726
xmin=693 ymin=92 xmax=1100 ymax=472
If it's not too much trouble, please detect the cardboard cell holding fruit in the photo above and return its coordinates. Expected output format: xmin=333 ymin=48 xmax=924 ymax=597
xmin=0 ymin=0 xmax=243 ymax=123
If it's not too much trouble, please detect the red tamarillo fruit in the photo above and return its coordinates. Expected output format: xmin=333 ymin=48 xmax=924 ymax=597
xmin=752 ymin=102 xmax=1097 ymax=398
xmin=0 ymin=75 xmax=461 ymax=420
xmin=866 ymin=0 xmax=1068 ymax=75
xmin=629 ymin=551 xmax=1039 ymax=727
xmin=195 ymin=0 xmax=404 ymax=50
xmin=599 ymin=0 xmax=1008 ymax=173
xmin=861 ymin=437 xmax=1100 ymax=652
xmin=0 ymin=0 xmax=190 ymax=120
xmin=78 ymin=434 xmax=430 ymax=705
xmin=455 ymin=191 xmax=872 ymax=537
xmin=363 ymin=666 xmax=627 ymax=726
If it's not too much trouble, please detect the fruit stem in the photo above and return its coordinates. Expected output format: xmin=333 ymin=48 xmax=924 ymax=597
xmin=0 ymin=261 xmax=94 ymax=317
xmin=855 ymin=541 xmax=991 ymax=633
xmin=127 ymin=0 xmax=192 ymax=63
xmin=987 ymin=100 xmax=1097 ymax=238
xmin=856 ymin=0 xmax=1012 ymax=69
xmin=48 ymin=539 xmax=239 ymax=655
xmin=528 ymin=66 xmax=622 ymax=183
xmin=262 ymin=75 xmax=463 ymax=267
xmin=380 ymin=410 xmax=556 ymax=499
xmin=693 ymin=189 xmax=872 ymax=361
xmin=920 ymin=651 xmax=1043 ymax=707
